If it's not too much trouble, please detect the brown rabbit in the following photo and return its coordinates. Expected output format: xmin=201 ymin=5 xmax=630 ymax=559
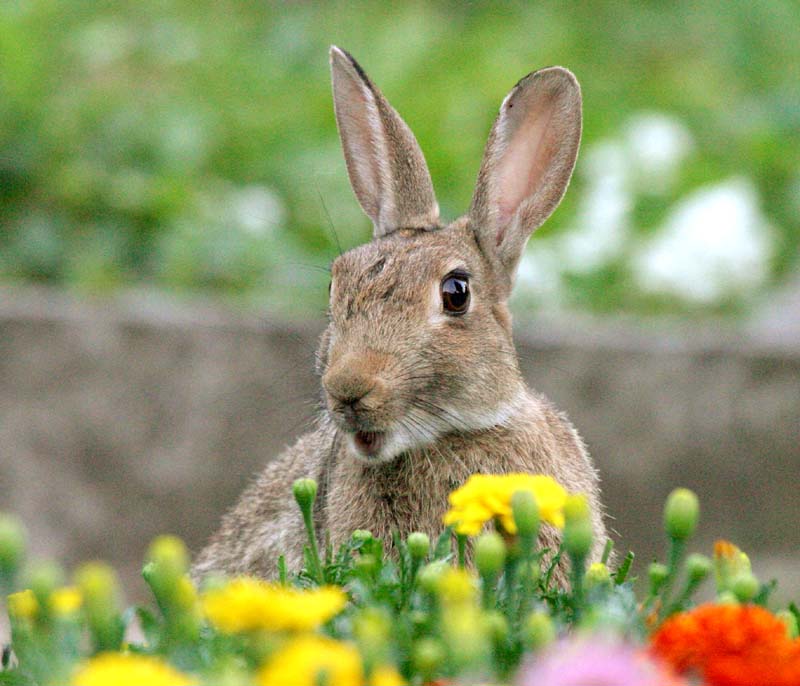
xmin=192 ymin=47 xmax=608 ymax=582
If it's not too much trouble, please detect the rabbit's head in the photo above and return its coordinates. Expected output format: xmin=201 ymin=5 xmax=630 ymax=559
xmin=319 ymin=47 xmax=582 ymax=464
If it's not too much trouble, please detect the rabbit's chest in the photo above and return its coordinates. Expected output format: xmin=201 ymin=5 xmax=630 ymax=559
xmin=323 ymin=440 xmax=520 ymax=545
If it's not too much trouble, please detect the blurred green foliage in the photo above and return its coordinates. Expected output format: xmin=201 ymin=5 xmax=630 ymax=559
xmin=0 ymin=0 xmax=798 ymax=317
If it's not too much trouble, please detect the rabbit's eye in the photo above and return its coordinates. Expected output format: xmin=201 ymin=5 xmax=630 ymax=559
xmin=441 ymin=273 xmax=470 ymax=315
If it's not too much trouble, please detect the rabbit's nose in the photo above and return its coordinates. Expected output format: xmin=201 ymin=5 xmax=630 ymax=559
xmin=321 ymin=369 xmax=375 ymax=410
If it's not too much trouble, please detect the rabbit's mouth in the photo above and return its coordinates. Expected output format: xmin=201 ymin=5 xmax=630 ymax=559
xmin=352 ymin=430 xmax=385 ymax=458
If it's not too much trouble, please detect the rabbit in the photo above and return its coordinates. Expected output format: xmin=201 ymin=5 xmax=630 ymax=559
xmin=192 ymin=46 xmax=608 ymax=584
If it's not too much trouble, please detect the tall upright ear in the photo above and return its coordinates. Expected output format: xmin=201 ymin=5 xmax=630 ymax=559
xmin=469 ymin=67 xmax=582 ymax=298
xmin=330 ymin=46 xmax=440 ymax=238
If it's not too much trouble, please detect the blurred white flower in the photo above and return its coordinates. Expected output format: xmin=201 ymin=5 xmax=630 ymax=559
xmin=632 ymin=178 xmax=772 ymax=303
xmin=560 ymin=141 xmax=630 ymax=272
xmin=624 ymin=112 xmax=693 ymax=191
xmin=230 ymin=185 xmax=285 ymax=237
xmin=73 ymin=21 xmax=134 ymax=68
xmin=514 ymin=242 xmax=563 ymax=305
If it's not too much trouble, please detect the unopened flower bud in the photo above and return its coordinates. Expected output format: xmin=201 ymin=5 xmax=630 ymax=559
xmin=732 ymin=573 xmax=759 ymax=603
xmin=50 ymin=586 xmax=83 ymax=618
xmin=717 ymin=590 xmax=738 ymax=605
xmin=410 ymin=610 xmax=428 ymax=628
xmin=686 ymin=553 xmax=712 ymax=583
xmin=354 ymin=607 xmax=391 ymax=656
xmin=563 ymin=495 xmax=592 ymax=558
xmin=75 ymin=561 xmax=123 ymax=651
xmin=413 ymin=638 xmax=446 ymax=676
xmin=713 ymin=540 xmax=751 ymax=593
xmin=0 ymin=515 xmax=26 ymax=578
xmin=482 ymin=610 xmax=509 ymax=643
xmin=511 ymin=490 xmax=540 ymax=538
xmin=475 ymin=532 xmax=506 ymax=580
xmin=7 ymin=589 xmax=38 ymax=621
xmin=407 ymin=532 xmax=430 ymax=561
xmin=417 ymin=561 xmax=447 ymax=594
xmin=27 ymin=560 xmax=65 ymax=611
xmin=148 ymin=535 xmax=188 ymax=578
xmin=355 ymin=554 xmax=378 ymax=576
xmin=648 ymin=562 xmax=669 ymax=594
xmin=437 ymin=568 xmax=477 ymax=605
xmin=777 ymin=610 xmax=799 ymax=639
xmin=351 ymin=529 xmax=373 ymax=544
xmin=292 ymin=478 xmax=318 ymax=514
xmin=585 ymin=562 xmax=611 ymax=589
xmin=664 ymin=488 xmax=699 ymax=541
xmin=75 ymin=562 xmax=119 ymax=616
xmin=523 ymin=611 xmax=556 ymax=649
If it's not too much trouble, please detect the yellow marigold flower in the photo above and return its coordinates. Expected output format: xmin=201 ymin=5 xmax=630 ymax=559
xmin=370 ymin=664 xmax=406 ymax=686
xmin=257 ymin=635 xmax=363 ymax=686
xmin=443 ymin=473 xmax=568 ymax=535
xmin=7 ymin=589 xmax=38 ymax=620
xmin=51 ymin=586 xmax=83 ymax=617
xmin=71 ymin=652 xmax=196 ymax=686
xmin=202 ymin=578 xmax=347 ymax=633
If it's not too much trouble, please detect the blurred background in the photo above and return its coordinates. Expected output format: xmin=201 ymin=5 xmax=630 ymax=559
xmin=1 ymin=1 xmax=798 ymax=602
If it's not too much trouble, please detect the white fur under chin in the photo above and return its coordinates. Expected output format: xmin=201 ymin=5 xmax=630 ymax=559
xmin=345 ymin=389 xmax=527 ymax=464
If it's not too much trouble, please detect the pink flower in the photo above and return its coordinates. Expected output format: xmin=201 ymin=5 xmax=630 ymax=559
xmin=518 ymin=636 xmax=686 ymax=686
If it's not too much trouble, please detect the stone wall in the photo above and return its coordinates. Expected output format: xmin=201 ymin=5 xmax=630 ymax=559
xmin=1 ymin=286 xmax=798 ymax=602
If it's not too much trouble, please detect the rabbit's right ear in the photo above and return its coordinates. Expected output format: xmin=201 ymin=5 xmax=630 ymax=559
xmin=330 ymin=46 xmax=440 ymax=238
xmin=469 ymin=67 xmax=582 ymax=299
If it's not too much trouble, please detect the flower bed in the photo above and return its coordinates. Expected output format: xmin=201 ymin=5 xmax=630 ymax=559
xmin=1 ymin=475 xmax=798 ymax=685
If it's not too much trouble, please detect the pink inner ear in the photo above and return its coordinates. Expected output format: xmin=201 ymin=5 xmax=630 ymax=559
xmin=494 ymin=97 xmax=557 ymax=246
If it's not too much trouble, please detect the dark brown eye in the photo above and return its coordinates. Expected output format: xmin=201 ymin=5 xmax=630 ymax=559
xmin=441 ymin=273 xmax=470 ymax=315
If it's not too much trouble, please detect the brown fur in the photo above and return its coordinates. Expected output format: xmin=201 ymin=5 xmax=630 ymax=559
xmin=193 ymin=48 xmax=608 ymax=585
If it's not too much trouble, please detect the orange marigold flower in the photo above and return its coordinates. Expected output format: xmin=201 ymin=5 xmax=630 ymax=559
xmin=651 ymin=603 xmax=800 ymax=686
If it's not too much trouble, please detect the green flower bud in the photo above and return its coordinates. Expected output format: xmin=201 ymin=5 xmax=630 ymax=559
xmin=563 ymin=521 xmax=593 ymax=558
xmin=27 ymin=560 xmax=64 ymax=608
xmin=75 ymin=562 xmax=119 ymax=615
xmin=354 ymin=607 xmax=391 ymax=657
xmin=407 ymin=532 xmax=430 ymax=561
xmin=664 ymin=488 xmax=699 ymax=541
xmin=685 ymin=553 xmax=712 ymax=583
xmin=7 ymin=589 xmax=38 ymax=622
xmin=717 ymin=590 xmax=738 ymax=605
xmin=482 ymin=610 xmax=509 ymax=643
xmin=777 ymin=610 xmax=799 ymax=639
xmin=417 ymin=561 xmax=447 ymax=594
xmin=523 ymin=611 xmax=556 ymax=650
xmin=713 ymin=540 xmax=751 ymax=593
xmin=410 ymin=610 xmax=428 ymax=628
xmin=648 ymin=562 xmax=669 ymax=594
xmin=585 ymin=562 xmax=611 ymax=589
xmin=147 ymin=535 xmax=189 ymax=585
xmin=475 ymin=531 xmax=506 ymax=580
xmin=511 ymin=490 xmax=540 ymax=538
xmin=563 ymin=495 xmax=592 ymax=558
xmin=292 ymin=478 xmax=318 ymax=515
xmin=355 ymin=554 xmax=378 ymax=576
xmin=0 ymin=515 xmax=26 ymax=578
xmin=75 ymin=561 xmax=123 ymax=651
xmin=413 ymin=638 xmax=446 ymax=676
xmin=351 ymin=529 xmax=373 ymax=544
xmin=731 ymin=572 xmax=759 ymax=603
xmin=564 ymin=494 xmax=591 ymax=522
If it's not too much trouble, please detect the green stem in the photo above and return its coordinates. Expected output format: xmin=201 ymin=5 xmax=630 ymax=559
xmin=301 ymin=507 xmax=325 ymax=585
xmin=658 ymin=538 xmax=686 ymax=621
xmin=457 ymin=535 xmax=467 ymax=568
xmin=570 ymin=553 xmax=586 ymax=621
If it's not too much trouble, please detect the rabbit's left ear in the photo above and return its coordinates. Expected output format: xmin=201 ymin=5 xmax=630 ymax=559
xmin=469 ymin=67 xmax=582 ymax=299
xmin=330 ymin=46 xmax=440 ymax=238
